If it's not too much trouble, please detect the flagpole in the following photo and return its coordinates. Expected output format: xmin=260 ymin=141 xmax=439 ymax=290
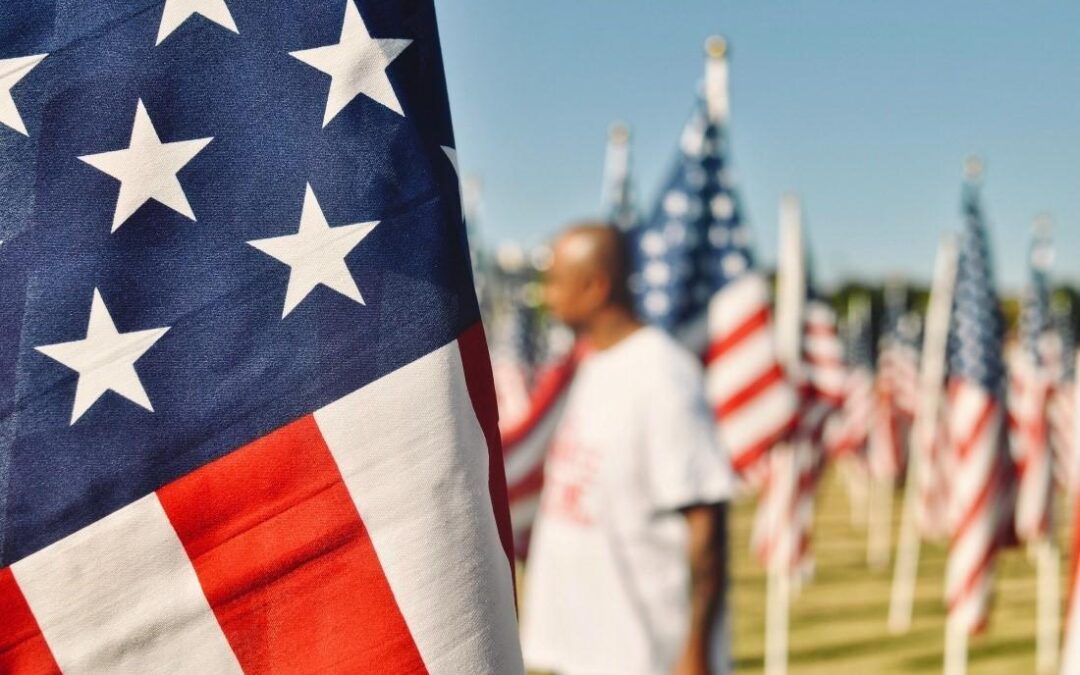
xmin=887 ymin=235 xmax=958 ymax=633
xmin=601 ymin=121 xmax=631 ymax=208
xmin=766 ymin=193 xmax=805 ymax=675
xmin=865 ymin=293 xmax=891 ymax=570
xmin=1027 ymin=215 xmax=1060 ymax=674
xmin=843 ymin=296 xmax=871 ymax=531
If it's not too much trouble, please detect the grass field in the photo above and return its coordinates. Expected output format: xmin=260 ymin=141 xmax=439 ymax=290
xmin=730 ymin=471 xmax=1070 ymax=674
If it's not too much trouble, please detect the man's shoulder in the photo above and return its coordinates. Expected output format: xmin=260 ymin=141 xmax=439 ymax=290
xmin=628 ymin=327 xmax=704 ymax=379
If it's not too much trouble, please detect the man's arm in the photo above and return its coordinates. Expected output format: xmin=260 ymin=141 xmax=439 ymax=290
xmin=673 ymin=502 xmax=729 ymax=675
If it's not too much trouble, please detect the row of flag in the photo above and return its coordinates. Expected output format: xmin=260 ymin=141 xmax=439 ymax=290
xmin=487 ymin=36 xmax=1080 ymax=674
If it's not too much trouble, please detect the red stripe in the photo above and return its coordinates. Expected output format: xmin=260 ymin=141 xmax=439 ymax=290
xmin=158 ymin=415 xmax=426 ymax=674
xmin=715 ymin=364 xmax=786 ymax=419
xmin=0 ymin=568 xmax=60 ymax=674
xmin=954 ymin=397 xmax=996 ymax=462
xmin=457 ymin=323 xmax=517 ymax=573
xmin=704 ymin=306 xmax=769 ymax=365
xmin=804 ymin=353 xmax=844 ymax=370
xmin=501 ymin=349 xmax=580 ymax=449
xmin=804 ymin=324 xmax=835 ymax=337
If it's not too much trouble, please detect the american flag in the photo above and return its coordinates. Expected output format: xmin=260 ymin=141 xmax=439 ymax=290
xmin=499 ymin=346 xmax=584 ymax=558
xmin=1009 ymin=224 xmax=1055 ymax=543
xmin=602 ymin=122 xmax=638 ymax=231
xmin=492 ymin=299 xmax=542 ymax=430
xmin=0 ymin=2 xmax=523 ymax=672
xmin=869 ymin=293 xmax=919 ymax=482
xmin=752 ymin=201 xmax=844 ymax=578
xmin=632 ymin=39 xmax=797 ymax=477
xmin=943 ymin=163 xmax=1013 ymax=636
xmin=825 ymin=298 xmax=874 ymax=460
xmin=1049 ymin=299 xmax=1077 ymax=495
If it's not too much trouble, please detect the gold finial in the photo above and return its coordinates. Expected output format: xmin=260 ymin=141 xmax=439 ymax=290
xmin=963 ymin=155 xmax=984 ymax=181
xmin=705 ymin=35 xmax=728 ymax=60
xmin=608 ymin=121 xmax=630 ymax=145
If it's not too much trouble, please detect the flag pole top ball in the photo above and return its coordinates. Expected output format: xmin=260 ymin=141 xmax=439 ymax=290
xmin=705 ymin=36 xmax=728 ymax=60
xmin=608 ymin=122 xmax=631 ymax=145
xmin=964 ymin=156 xmax=984 ymax=181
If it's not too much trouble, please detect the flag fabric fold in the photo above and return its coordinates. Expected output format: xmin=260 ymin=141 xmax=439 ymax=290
xmin=0 ymin=2 xmax=523 ymax=672
xmin=942 ymin=169 xmax=1014 ymax=636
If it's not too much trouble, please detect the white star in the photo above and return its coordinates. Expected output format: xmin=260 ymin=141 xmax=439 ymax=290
xmin=36 ymin=289 xmax=170 ymax=425
xmin=290 ymin=0 xmax=412 ymax=126
xmin=248 ymin=183 xmax=378 ymax=318
xmin=156 ymin=0 xmax=238 ymax=46
xmin=0 ymin=54 xmax=47 ymax=136
xmin=78 ymin=99 xmax=213 ymax=233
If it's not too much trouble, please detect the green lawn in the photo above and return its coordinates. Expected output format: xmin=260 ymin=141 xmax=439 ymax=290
xmin=730 ymin=472 xmax=1068 ymax=674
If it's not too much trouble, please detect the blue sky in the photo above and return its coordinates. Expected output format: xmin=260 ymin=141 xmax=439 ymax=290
xmin=435 ymin=1 xmax=1080 ymax=291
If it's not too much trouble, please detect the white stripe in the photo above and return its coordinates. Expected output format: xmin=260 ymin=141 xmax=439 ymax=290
xmin=709 ymin=273 xmax=768 ymax=334
xmin=314 ymin=340 xmax=523 ymax=675
xmin=723 ymin=383 xmax=796 ymax=456
xmin=949 ymin=384 xmax=989 ymax=439
xmin=706 ymin=329 xmax=775 ymax=404
xmin=12 ymin=494 xmax=241 ymax=674
xmin=946 ymin=408 xmax=1001 ymax=529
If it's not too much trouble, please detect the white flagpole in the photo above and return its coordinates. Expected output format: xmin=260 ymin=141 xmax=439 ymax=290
xmin=600 ymin=122 xmax=631 ymax=208
xmin=887 ymin=235 xmax=958 ymax=633
xmin=1027 ymin=214 xmax=1060 ymax=674
xmin=765 ymin=193 xmax=806 ymax=675
xmin=1035 ymin=538 xmax=1060 ymax=673
xmin=865 ymin=289 xmax=891 ymax=569
xmin=867 ymin=468 xmax=894 ymax=569
xmin=843 ymin=296 xmax=871 ymax=531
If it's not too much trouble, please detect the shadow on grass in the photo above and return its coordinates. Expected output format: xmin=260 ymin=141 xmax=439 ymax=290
xmin=896 ymin=635 xmax=1032 ymax=671
xmin=735 ymin=626 xmax=940 ymax=670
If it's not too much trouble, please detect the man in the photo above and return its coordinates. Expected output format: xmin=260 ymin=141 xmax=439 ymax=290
xmin=521 ymin=222 xmax=734 ymax=675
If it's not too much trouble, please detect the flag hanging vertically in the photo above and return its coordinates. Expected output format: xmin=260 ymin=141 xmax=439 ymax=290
xmin=632 ymin=37 xmax=797 ymax=477
xmin=1010 ymin=220 xmax=1055 ymax=543
xmin=869 ymin=288 xmax=918 ymax=483
xmin=499 ymin=345 xmax=585 ymax=558
xmin=492 ymin=298 xmax=543 ymax=430
xmin=752 ymin=196 xmax=844 ymax=579
xmin=943 ymin=159 xmax=1013 ymax=636
xmin=825 ymin=297 xmax=875 ymax=460
xmin=0 ymin=2 xmax=523 ymax=672
xmin=1049 ymin=299 xmax=1077 ymax=495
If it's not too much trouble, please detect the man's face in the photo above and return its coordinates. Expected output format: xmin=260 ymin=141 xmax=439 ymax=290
xmin=543 ymin=234 xmax=607 ymax=332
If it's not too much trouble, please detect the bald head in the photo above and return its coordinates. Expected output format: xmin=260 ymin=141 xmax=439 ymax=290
xmin=554 ymin=222 xmax=629 ymax=291
xmin=544 ymin=221 xmax=634 ymax=330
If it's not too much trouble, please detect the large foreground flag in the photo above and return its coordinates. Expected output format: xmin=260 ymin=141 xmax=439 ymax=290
xmin=0 ymin=2 xmax=523 ymax=672
xmin=943 ymin=161 xmax=1013 ymax=636
xmin=632 ymin=38 xmax=797 ymax=477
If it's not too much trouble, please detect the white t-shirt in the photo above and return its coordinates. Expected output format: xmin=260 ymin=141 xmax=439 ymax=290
xmin=521 ymin=326 xmax=735 ymax=675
